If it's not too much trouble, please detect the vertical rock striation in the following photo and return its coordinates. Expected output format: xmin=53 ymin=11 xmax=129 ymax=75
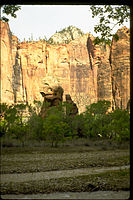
xmin=0 ymin=22 xmax=14 ymax=104
xmin=0 ymin=21 xmax=130 ymax=112
xmin=110 ymin=26 xmax=130 ymax=110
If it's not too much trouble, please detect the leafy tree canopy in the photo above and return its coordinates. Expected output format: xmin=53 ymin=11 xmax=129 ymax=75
xmin=85 ymin=100 xmax=111 ymax=116
xmin=90 ymin=5 xmax=130 ymax=45
xmin=0 ymin=5 xmax=21 ymax=22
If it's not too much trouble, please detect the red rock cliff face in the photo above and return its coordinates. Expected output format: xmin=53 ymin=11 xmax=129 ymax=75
xmin=111 ymin=26 xmax=130 ymax=110
xmin=0 ymin=22 xmax=14 ymax=104
xmin=0 ymin=21 xmax=130 ymax=112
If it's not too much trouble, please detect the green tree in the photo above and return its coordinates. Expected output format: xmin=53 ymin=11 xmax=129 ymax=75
xmin=83 ymin=100 xmax=111 ymax=138
xmin=8 ymin=103 xmax=28 ymax=146
xmin=90 ymin=5 xmax=130 ymax=45
xmin=105 ymin=109 xmax=130 ymax=142
xmin=43 ymin=106 xmax=71 ymax=147
xmin=27 ymin=113 xmax=44 ymax=141
xmin=71 ymin=114 xmax=86 ymax=138
xmin=26 ymin=101 xmax=44 ymax=141
xmin=3 ymin=105 xmax=18 ymax=134
xmin=1 ymin=5 xmax=21 ymax=22
xmin=0 ymin=103 xmax=10 ymax=136
xmin=85 ymin=100 xmax=111 ymax=116
xmin=14 ymin=103 xmax=28 ymax=126
xmin=0 ymin=103 xmax=29 ymax=146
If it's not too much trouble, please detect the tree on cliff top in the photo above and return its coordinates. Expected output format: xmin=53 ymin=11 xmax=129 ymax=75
xmin=0 ymin=5 xmax=21 ymax=22
xmin=90 ymin=5 xmax=130 ymax=45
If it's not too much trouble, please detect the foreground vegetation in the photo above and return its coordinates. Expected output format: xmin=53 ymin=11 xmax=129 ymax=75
xmin=0 ymin=100 xmax=130 ymax=147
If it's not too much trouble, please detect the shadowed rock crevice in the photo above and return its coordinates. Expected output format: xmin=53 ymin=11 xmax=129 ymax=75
xmin=12 ymin=52 xmax=22 ymax=103
xmin=87 ymin=37 xmax=95 ymax=70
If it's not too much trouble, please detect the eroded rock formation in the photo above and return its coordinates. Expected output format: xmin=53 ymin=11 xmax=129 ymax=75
xmin=66 ymin=94 xmax=78 ymax=116
xmin=39 ymin=77 xmax=64 ymax=118
xmin=0 ymin=21 xmax=130 ymax=113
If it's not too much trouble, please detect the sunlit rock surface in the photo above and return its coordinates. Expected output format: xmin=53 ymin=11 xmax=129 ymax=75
xmin=1 ymin=21 xmax=130 ymax=113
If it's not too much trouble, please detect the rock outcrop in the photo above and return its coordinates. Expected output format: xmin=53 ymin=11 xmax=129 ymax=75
xmin=48 ymin=26 xmax=84 ymax=44
xmin=39 ymin=77 xmax=64 ymax=118
xmin=66 ymin=94 xmax=78 ymax=116
xmin=0 ymin=21 xmax=130 ymax=113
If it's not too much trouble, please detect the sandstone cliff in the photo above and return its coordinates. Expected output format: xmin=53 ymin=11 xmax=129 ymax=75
xmin=111 ymin=27 xmax=130 ymax=110
xmin=0 ymin=21 xmax=130 ymax=113
xmin=1 ymin=22 xmax=14 ymax=104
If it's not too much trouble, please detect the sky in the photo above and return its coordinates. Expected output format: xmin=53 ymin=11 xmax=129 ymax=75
xmin=2 ymin=5 xmax=130 ymax=42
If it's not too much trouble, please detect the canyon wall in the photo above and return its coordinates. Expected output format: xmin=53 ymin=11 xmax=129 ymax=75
xmin=0 ymin=21 xmax=130 ymax=113
xmin=111 ymin=27 xmax=130 ymax=110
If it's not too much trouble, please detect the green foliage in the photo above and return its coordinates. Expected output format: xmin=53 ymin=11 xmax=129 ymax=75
xmin=0 ymin=100 xmax=130 ymax=146
xmin=1 ymin=5 xmax=21 ymax=22
xmin=43 ymin=106 xmax=72 ymax=147
xmin=47 ymin=38 xmax=54 ymax=44
xmin=85 ymin=100 xmax=111 ymax=116
xmin=8 ymin=124 xmax=28 ymax=146
xmin=33 ymin=100 xmax=42 ymax=114
xmin=27 ymin=113 xmax=44 ymax=141
xmin=83 ymin=101 xmax=130 ymax=141
xmin=71 ymin=114 xmax=86 ymax=138
xmin=64 ymin=102 xmax=74 ymax=116
xmin=105 ymin=109 xmax=130 ymax=142
xmin=113 ymin=33 xmax=119 ymax=42
xmin=0 ymin=102 xmax=8 ymax=114
xmin=90 ymin=5 xmax=130 ymax=45
xmin=0 ymin=104 xmax=18 ymax=135
xmin=0 ymin=103 xmax=9 ymax=136
xmin=26 ymin=101 xmax=44 ymax=140
xmin=0 ymin=103 xmax=28 ymax=145
xmin=65 ymin=40 xmax=71 ymax=44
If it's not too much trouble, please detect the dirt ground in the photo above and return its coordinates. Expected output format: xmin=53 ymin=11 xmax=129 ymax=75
xmin=0 ymin=139 xmax=130 ymax=198
xmin=1 ymin=191 xmax=130 ymax=199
